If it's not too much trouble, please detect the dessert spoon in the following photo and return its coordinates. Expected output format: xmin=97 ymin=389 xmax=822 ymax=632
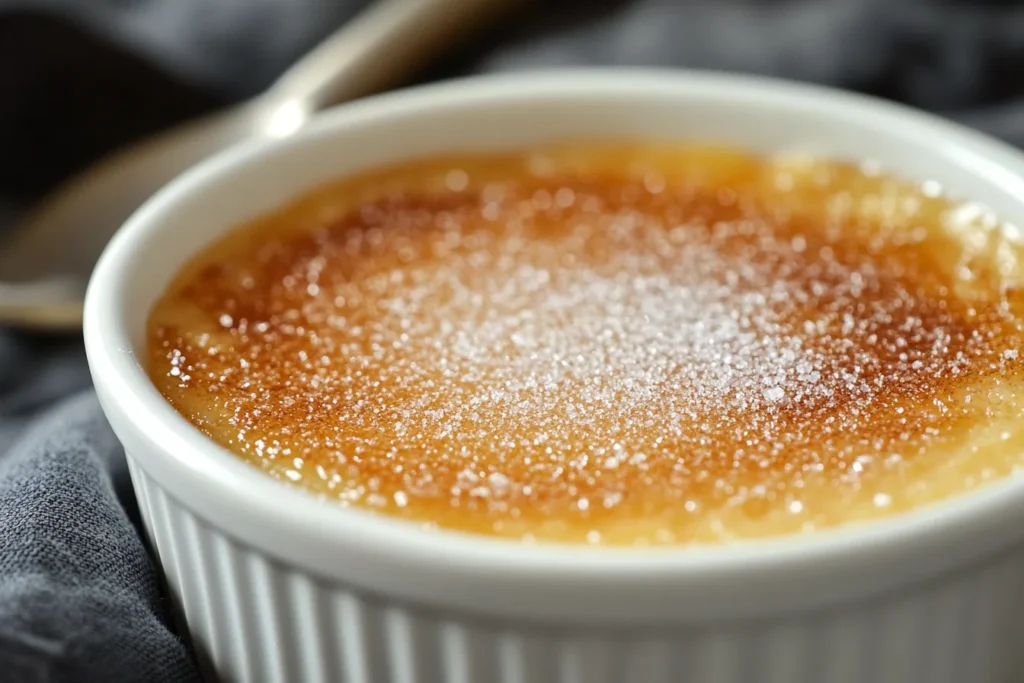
xmin=0 ymin=0 xmax=517 ymax=330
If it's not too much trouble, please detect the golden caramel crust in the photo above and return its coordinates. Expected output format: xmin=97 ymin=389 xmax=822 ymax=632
xmin=147 ymin=144 xmax=1024 ymax=545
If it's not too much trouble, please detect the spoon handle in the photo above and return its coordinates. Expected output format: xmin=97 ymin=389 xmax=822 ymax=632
xmin=0 ymin=0 xmax=521 ymax=331
xmin=264 ymin=0 xmax=522 ymax=113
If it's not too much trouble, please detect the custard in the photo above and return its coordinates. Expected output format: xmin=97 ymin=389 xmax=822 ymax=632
xmin=147 ymin=143 xmax=1024 ymax=545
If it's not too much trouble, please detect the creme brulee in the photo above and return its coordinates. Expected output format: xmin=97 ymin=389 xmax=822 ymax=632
xmin=147 ymin=143 xmax=1024 ymax=545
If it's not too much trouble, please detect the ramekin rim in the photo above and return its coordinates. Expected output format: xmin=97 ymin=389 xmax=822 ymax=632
xmin=84 ymin=68 xmax=1024 ymax=593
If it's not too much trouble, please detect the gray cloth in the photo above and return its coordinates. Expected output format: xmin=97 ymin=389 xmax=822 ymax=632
xmin=3 ymin=1 xmax=1024 ymax=681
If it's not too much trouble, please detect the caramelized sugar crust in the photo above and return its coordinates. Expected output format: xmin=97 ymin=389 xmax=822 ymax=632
xmin=147 ymin=144 xmax=1024 ymax=545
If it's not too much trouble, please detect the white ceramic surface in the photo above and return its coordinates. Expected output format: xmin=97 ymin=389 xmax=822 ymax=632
xmin=84 ymin=70 xmax=1024 ymax=683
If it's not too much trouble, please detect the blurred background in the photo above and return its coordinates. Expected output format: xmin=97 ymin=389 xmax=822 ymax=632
xmin=4 ymin=0 xmax=1024 ymax=680
xmin=7 ymin=0 xmax=1024 ymax=210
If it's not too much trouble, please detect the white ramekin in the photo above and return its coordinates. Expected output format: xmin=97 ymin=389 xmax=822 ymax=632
xmin=84 ymin=70 xmax=1024 ymax=683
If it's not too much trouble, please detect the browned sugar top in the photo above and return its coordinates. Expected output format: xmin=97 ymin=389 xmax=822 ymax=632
xmin=148 ymin=143 xmax=1024 ymax=545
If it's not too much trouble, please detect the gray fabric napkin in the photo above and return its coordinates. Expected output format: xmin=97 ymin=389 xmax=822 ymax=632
xmin=4 ymin=1 xmax=1024 ymax=681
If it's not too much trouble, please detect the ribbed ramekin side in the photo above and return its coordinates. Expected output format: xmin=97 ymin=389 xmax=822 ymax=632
xmin=127 ymin=455 xmax=1024 ymax=683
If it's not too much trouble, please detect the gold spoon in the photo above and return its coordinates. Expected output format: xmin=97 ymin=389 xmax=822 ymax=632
xmin=0 ymin=0 xmax=518 ymax=330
